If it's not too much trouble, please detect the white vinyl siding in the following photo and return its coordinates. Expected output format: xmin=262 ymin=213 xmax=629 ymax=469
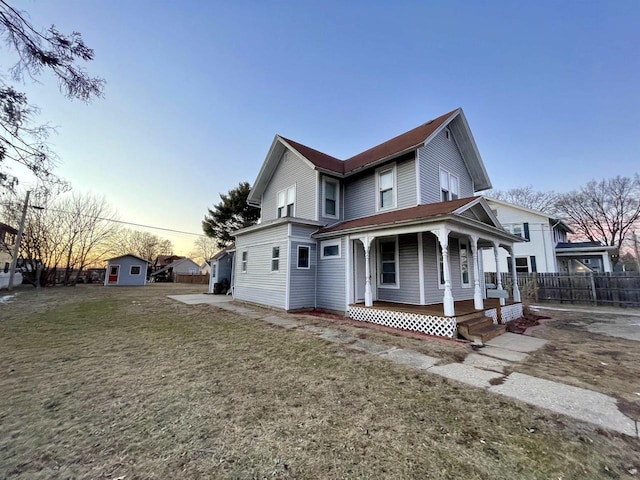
xmin=423 ymin=234 xmax=474 ymax=305
xmin=376 ymin=234 xmax=420 ymax=304
xmin=289 ymin=242 xmax=316 ymax=310
xmin=316 ymin=237 xmax=346 ymax=312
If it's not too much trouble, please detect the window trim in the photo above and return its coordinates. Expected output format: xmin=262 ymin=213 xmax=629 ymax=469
xmin=508 ymin=256 xmax=530 ymax=274
xmin=277 ymin=185 xmax=296 ymax=218
xmin=320 ymin=239 xmax=341 ymax=259
xmin=241 ymin=251 xmax=248 ymax=273
xmin=375 ymin=163 xmax=397 ymax=212
xmin=211 ymin=263 xmax=216 ymax=278
xmin=129 ymin=265 xmax=142 ymax=276
xmin=439 ymin=167 xmax=459 ymax=201
xmin=271 ymin=246 xmax=280 ymax=272
xmin=378 ymin=236 xmax=399 ymax=289
xmin=322 ymin=177 xmax=339 ymax=218
xmin=459 ymin=240 xmax=471 ymax=288
xmin=297 ymin=245 xmax=310 ymax=269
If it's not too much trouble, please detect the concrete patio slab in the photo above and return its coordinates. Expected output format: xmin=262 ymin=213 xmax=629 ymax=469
xmin=489 ymin=372 xmax=637 ymax=437
xmin=378 ymin=348 xmax=440 ymax=370
xmin=429 ymin=363 xmax=504 ymax=389
xmin=485 ymin=332 xmax=548 ymax=353
xmin=463 ymin=353 xmax=510 ymax=373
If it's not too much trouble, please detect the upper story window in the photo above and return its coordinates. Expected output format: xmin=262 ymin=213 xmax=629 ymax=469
xmin=376 ymin=164 xmax=397 ymax=211
xmin=277 ymin=186 xmax=295 ymax=218
xmin=440 ymin=168 xmax=459 ymax=201
xmin=445 ymin=128 xmax=451 ymax=140
xmin=323 ymin=178 xmax=339 ymax=218
xmin=505 ymin=223 xmax=530 ymax=240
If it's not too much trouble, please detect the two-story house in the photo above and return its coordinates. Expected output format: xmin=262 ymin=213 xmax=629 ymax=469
xmin=482 ymin=198 xmax=617 ymax=274
xmin=0 ymin=222 xmax=18 ymax=273
xmin=233 ymin=109 xmax=524 ymax=340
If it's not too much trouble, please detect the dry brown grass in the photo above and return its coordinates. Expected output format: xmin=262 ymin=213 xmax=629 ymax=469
xmin=1 ymin=285 xmax=639 ymax=479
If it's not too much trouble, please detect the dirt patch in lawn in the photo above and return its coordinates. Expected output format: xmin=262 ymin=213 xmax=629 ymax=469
xmin=1 ymin=286 xmax=639 ymax=479
xmin=507 ymin=308 xmax=640 ymax=408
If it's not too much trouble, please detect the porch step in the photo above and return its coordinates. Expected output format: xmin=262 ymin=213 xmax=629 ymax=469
xmin=457 ymin=315 xmax=506 ymax=343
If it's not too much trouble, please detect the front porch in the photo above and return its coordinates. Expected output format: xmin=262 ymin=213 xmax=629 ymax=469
xmin=347 ymin=299 xmax=524 ymax=339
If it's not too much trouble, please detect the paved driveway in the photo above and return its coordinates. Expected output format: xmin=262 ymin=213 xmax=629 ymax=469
xmin=531 ymin=304 xmax=640 ymax=342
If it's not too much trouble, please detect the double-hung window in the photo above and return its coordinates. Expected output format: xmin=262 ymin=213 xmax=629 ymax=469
xmin=323 ymin=178 xmax=339 ymax=218
xmin=507 ymin=256 xmax=529 ymax=274
xmin=377 ymin=165 xmax=396 ymax=211
xmin=277 ymin=186 xmax=295 ymax=218
xmin=440 ymin=169 xmax=459 ymax=201
xmin=241 ymin=251 xmax=248 ymax=273
xmin=271 ymin=247 xmax=280 ymax=271
xmin=379 ymin=238 xmax=398 ymax=287
xmin=460 ymin=241 xmax=470 ymax=287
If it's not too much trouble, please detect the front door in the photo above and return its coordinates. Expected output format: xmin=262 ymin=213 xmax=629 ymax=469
xmin=353 ymin=241 xmax=366 ymax=302
xmin=107 ymin=265 xmax=119 ymax=284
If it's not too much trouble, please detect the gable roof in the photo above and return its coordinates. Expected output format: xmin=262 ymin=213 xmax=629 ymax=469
xmin=105 ymin=254 xmax=150 ymax=264
xmin=485 ymin=198 xmax=573 ymax=233
xmin=151 ymin=257 xmax=200 ymax=276
xmin=248 ymin=108 xmax=491 ymax=205
xmin=313 ymin=196 xmax=513 ymax=240
xmin=211 ymin=243 xmax=236 ymax=261
xmin=0 ymin=222 xmax=18 ymax=235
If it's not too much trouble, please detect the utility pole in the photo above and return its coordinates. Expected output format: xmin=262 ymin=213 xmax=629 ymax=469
xmin=7 ymin=191 xmax=30 ymax=291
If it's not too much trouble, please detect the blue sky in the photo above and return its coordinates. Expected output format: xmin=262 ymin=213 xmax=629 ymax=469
xmin=3 ymin=0 xmax=639 ymax=254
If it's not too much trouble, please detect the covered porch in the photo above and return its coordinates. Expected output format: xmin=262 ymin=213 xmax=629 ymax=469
xmin=347 ymin=299 xmax=524 ymax=339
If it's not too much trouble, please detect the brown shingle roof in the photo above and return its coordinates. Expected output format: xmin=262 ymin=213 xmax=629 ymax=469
xmin=282 ymin=109 xmax=459 ymax=175
xmin=315 ymin=197 xmax=478 ymax=235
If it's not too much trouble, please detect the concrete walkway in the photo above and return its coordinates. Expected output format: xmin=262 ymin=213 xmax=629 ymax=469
xmin=170 ymin=294 xmax=638 ymax=438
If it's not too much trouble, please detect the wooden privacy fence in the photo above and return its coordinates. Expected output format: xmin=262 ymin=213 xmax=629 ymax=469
xmin=486 ymin=272 xmax=640 ymax=308
xmin=175 ymin=274 xmax=209 ymax=284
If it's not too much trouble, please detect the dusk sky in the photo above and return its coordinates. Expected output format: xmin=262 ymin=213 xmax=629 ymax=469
xmin=3 ymin=0 xmax=639 ymax=255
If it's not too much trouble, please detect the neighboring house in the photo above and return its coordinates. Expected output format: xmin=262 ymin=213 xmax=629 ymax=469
xmin=200 ymin=260 xmax=211 ymax=276
xmin=482 ymin=198 xmax=573 ymax=273
xmin=0 ymin=222 xmax=18 ymax=273
xmin=482 ymin=198 xmax=617 ymax=274
xmin=208 ymin=243 xmax=235 ymax=294
xmin=151 ymin=257 xmax=201 ymax=282
xmin=556 ymin=242 xmax=618 ymax=273
xmin=104 ymin=254 xmax=149 ymax=286
xmin=233 ymin=108 xmax=524 ymax=340
xmin=152 ymin=255 xmax=184 ymax=273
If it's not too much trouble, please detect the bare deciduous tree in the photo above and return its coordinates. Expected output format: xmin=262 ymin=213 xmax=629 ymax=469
xmin=484 ymin=186 xmax=557 ymax=213
xmin=554 ymin=175 xmax=640 ymax=255
xmin=0 ymin=1 xmax=105 ymax=189
xmin=189 ymin=236 xmax=218 ymax=264
xmin=109 ymin=229 xmax=174 ymax=262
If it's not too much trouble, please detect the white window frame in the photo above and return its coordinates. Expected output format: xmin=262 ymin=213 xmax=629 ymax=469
xmin=130 ymin=265 xmax=142 ymax=276
xmin=277 ymin=185 xmax=296 ymax=218
xmin=271 ymin=246 xmax=280 ymax=272
xmin=459 ymin=240 xmax=471 ymax=288
xmin=320 ymin=239 xmax=341 ymax=259
xmin=505 ymin=223 xmax=524 ymax=238
xmin=322 ymin=177 xmax=339 ymax=218
xmin=211 ymin=263 xmax=216 ymax=278
xmin=241 ymin=251 xmax=248 ymax=273
xmin=378 ymin=236 xmax=399 ymax=289
xmin=297 ymin=245 xmax=310 ymax=269
xmin=375 ymin=164 xmax=397 ymax=212
xmin=445 ymin=127 xmax=451 ymax=140
xmin=508 ymin=256 xmax=530 ymax=273
xmin=440 ymin=168 xmax=459 ymax=201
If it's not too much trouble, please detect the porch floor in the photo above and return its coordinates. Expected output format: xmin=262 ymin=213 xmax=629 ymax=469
xmin=350 ymin=299 xmax=517 ymax=318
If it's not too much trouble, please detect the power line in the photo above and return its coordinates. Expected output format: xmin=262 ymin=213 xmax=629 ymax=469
xmin=0 ymin=201 xmax=205 ymax=236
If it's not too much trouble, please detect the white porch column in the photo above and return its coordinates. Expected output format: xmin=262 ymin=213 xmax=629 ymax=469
xmin=470 ymin=235 xmax=484 ymax=310
xmin=436 ymin=228 xmax=455 ymax=316
xmin=506 ymin=246 xmax=522 ymax=302
xmin=359 ymin=236 xmax=375 ymax=307
xmin=493 ymin=241 xmax=505 ymax=306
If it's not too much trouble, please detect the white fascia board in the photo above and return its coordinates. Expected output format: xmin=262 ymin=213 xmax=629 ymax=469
xmin=455 ymin=109 xmax=492 ymax=191
xmin=421 ymin=108 xmax=461 ymax=146
xmin=484 ymin=197 xmax=554 ymax=220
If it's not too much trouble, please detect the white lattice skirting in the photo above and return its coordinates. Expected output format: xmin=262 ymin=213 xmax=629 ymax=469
xmin=501 ymin=303 xmax=524 ymax=323
xmin=484 ymin=308 xmax=498 ymax=325
xmin=347 ymin=306 xmax=457 ymax=338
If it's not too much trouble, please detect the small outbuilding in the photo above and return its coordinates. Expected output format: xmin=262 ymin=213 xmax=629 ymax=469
xmin=104 ymin=254 xmax=150 ymax=286
xmin=208 ymin=244 xmax=235 ymax=294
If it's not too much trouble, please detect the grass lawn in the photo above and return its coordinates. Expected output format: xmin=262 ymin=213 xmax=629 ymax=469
xmin=1 ymin=285 xmax=639 ymax=479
